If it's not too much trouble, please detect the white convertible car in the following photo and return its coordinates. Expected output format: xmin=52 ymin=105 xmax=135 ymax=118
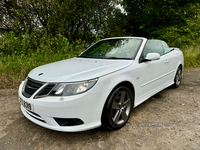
xmin=18 ymin=37 xmax=184 ymax=132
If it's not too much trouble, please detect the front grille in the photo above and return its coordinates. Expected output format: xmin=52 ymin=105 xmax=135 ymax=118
xmin=22 ymin=78 xmax=45 ymax=98
xmin=37 ymin=84 xmax=56 ymax=97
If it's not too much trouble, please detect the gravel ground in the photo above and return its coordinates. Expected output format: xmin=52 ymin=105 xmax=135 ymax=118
xmin=0 ymin=68 xmax=200 ymax=150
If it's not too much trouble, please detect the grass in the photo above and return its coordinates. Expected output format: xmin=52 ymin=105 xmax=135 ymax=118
xmin=182 ymin=45 xmax=200 ymax=68
xmin=0 ymin=51 xmax=81 ymax=78
xmin=0 ymin=43 xmax=200 ymax=89
xmin=0 ymin=51 xmax=81 ymax=89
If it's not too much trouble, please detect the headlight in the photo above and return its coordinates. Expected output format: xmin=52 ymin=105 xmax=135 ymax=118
xmin=49 ymin=78 xmax=98 ymax=96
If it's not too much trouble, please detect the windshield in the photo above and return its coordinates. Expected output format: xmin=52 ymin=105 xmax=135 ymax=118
xmin=79 ymin=38 xmax=142 ymax=59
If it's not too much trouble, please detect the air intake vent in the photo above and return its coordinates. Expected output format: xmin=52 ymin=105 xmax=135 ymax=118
xmin=22 ymin=78 xmax=45 ymax=98
xmin=54 ymin=118 xmax=84 ymax=126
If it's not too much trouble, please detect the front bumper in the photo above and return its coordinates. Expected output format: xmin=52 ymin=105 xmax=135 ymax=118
xmin=18 ymin=80 xmax=111 ymax=132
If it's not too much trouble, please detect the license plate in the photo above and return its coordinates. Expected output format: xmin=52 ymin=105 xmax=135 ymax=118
xmin=19 ymin=97 xmax=33 ymax=111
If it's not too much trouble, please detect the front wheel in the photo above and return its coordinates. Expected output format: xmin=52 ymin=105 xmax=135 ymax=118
xmin=101 ymin=86 xmax=133 ymax=130
xmin=172 ymin=66 xmax=182 ymax=88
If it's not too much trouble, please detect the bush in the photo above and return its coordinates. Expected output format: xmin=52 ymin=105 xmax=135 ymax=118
xmin=0 ymin=31 xmax=86 ymax=56
xmin=182 ymin=45 xmax=200 ymax=68
xmin=149 ymin=4 xmax=200 ymax=48
xmin=0 ymin=28 xmax=200 ymax=84
xmin=0 ymin=31 xmax=86 ymax=79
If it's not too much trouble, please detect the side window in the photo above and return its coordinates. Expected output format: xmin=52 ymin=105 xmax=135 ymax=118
xmin=140 ymin=40 xmax=165 ymax=63
xmin=142 ymin=41 xmax=151 ymax=59
xmin=148 ymin=40 xmax=164 ymax=55
xmin=141 ymin=40 xmax=164 ymax=59
xmin=161 ymin=41 xmax=170 ymax=54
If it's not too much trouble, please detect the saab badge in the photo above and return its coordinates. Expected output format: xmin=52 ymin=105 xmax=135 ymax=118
xmin=38 ymin=73 xmax=43 ymax=76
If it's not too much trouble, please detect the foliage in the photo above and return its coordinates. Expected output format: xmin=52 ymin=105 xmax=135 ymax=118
xmin=0 ymin=0 xmax=122 ymax=42
xmin=0 ymin=0 xmax=200 ymax=86
xmin=0 ymin=31 xmax=85 ymax=79
xmin=182 ymin=45 xmax=200 ymax=68
xmin=0 ymin=50 xmax=80 ymax=80
xmin=0 ymin=31 xmax=85 ymax=56
xmin=1 ymin=0 xmax=200 ymax=45
xmin=121 ymin=0 xmax=199 ymax=38
xmin=0 ymin=30 xmax=200 ymax=83
xmin=149 ymin=3 xmax=200 ymax=47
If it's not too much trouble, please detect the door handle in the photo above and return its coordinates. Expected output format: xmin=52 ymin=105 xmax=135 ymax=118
xmin=164 ymin=59 xmax=169 ymax=64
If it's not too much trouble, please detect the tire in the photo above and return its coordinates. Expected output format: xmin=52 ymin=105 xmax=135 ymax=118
xmin=101 ymin=86 xmax=133 ymax=130
xmin=172 ymin=66 xmax=182 ymax=88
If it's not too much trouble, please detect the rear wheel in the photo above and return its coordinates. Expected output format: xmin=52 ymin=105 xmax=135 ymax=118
xmin=102 ymin=86 xmax=133 ymax=130
xmin=172 ymin=66 xmax=182 ymax=88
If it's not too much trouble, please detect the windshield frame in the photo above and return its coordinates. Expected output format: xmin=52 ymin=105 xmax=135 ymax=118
xmin=78 ymin=37 xmax=143 ymax=60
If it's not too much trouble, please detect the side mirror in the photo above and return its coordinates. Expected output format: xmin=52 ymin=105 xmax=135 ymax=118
xmin=143 ymin=53 xmax=160 ymax=62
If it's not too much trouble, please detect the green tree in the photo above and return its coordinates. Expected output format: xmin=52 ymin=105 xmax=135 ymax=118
xmin=121 ymin=0 xmax=199 ymax=38
xmin=0 ymin=0 xmax=121 ymax=42
xmin=150 ymin=3 xmax=200 ymax=47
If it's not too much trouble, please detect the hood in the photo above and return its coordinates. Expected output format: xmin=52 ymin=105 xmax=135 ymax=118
xmin=28 ymin=57 xmax=133 ymax=82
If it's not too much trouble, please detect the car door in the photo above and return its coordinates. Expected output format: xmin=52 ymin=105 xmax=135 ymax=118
xmin=134 ymin=40 xmax=169 ymax=105
xmin=161 ymin=40 xmax=179 ymax=82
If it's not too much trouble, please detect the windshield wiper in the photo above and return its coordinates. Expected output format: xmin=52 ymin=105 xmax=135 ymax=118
xmin=170 ymin=48 xmax=175 ymax=51
xmin=78 ymin=56 xmax=131 ymax=60
xmin=105 ymin=57 xmax=118 ymax=59
xmin=104 ymin=57 xmax=131 ymax=60
xmin=77 ymin=56 xmax=91 ymax=58
xmin=77 ymin=56 xmax=104 ymax=59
